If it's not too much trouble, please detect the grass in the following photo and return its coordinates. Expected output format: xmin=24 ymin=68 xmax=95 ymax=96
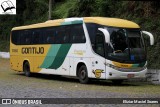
xmin=0 ymin=58 xmax=160 ymax=97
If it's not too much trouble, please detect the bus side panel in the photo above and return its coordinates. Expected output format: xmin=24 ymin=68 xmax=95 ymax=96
xmin=19 ymin=56 xmax=34 ymax=72
xmin=72 ymin=57 xmax=92 ymax=77
xmin=18 ymin=45 xmax=37 ymax=73
xmin=33 ymin=56 xmax=44 ymax=73
xmin=10 ymin=43 xmax=20 ymax=71
xmin=10 ymin=55 xmax=18 ymax=71
xmin=32 ymin=45 xmax=51 ymax=73
xmin=69 ymin=44 xmax=93 ymax=78
xmin=38 ymin=44 xmax=71 ymax=75
xmin=38 ymin=57 xmax=70 ymax=75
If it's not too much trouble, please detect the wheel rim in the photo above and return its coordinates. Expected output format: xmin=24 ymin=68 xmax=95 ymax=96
xmin=26 ymin=65 xmax=29 ymax=71
xmin=80 ymin=70 xmax=86 ymax=80
xmin=24 ymin=64 xmax=30 ymax=74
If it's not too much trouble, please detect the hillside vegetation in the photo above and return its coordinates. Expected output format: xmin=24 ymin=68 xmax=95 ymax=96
xmin=0 ymin=0 xmax=160 ymax=68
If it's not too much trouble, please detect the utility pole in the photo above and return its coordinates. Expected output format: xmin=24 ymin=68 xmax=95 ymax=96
xmin=48 ymin=0 xmax=52 ymax=20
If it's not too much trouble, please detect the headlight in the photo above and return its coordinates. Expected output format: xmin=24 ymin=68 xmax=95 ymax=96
xmin=106 ymin=63 xmax=146 ymax=72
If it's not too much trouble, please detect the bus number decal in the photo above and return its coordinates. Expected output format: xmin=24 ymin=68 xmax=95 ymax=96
xmin=12 ymin=49 xmax=18 ymax=52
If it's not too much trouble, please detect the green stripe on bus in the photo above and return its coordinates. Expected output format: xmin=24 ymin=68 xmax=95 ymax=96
xmin=61 ymin=22 xmax=72 ymax=25
xmin=40 ymin=44 xmax=72 ymax=69
xmin=48 ymin=44 xmax=72 ymax=69
xmin=40 ymin=44 xmax=61 ymax=68
xmin=61 ymin=20 xmax=83 ymax=25
xmin=71 ymin=20 xmax=83 ymax=24
xmin=132 ymin=64 xmax=139 ymax=68
xmin=131 ymin=62 xmax=146 ymax=68
xmin=138 ymin=62 xmax=146 ymax=67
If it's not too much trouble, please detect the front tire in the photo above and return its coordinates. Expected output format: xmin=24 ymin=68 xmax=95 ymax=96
xmin=23 ymin=62 xmax=31 ymax=77
xmin=78 ymin=65 xmax=89 ymax=84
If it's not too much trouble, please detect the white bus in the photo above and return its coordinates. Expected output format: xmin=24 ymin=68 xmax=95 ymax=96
xmin=10 ymin=17 xmax=154 ymax=84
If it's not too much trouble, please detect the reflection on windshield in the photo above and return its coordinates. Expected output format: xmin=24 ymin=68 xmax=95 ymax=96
xmin=128 ymin=30 xmax=143 ymax=48
xmin=110 ymin=29 xmax=127 ymax=52
xmin=106 ymin=27 xmax=146 ymax=63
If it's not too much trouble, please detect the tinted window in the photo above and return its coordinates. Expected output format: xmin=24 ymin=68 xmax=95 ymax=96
xmin=32 ymin=29 xmax=44 ymax=44
xmin=44 ymin=28 xmax=55 ymax=44
xmin=86 ymin=23 xmax=98 ymax=50
xmin=95 ymin=31 xmax=105 ymax=57
xmin=86 ymin=23 xmax=97 ymax=45
xmin=22 ymin=30 xmax=32 ymax=44
xmin=12 ymin=31 xmax=19 ymax=44
xmin=70 ymin=24 xmax=86 ymax=43
xmin=64 ymin=26 xmax=70 ymax=43
xmin=55 ymin=26 xmax=65 ymax=44
xmin=11 ymin=24 xmax=86 ymax=45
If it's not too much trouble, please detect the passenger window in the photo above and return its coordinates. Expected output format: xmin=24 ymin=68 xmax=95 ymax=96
xmin=70 ymin=24 xmax=86 ymax=43
xmin=55 ymin=26 xmax=65 ymax=44
xmin=33 ymin=30 xmax=41 ymax=44
xmin=20 ymin=30 xmax=31 ymax=45
xmin=64 ymin=26 xmax=70 ymax=43
xmin=11 ymin=24 xmax=86 ymax=45
xmin=86 ymin=23 xmax=97 ymax=48
xmin=95 ymin=31 xmax=105 ymax=57
xmin=45 ymin=28 xmax=55 ymax=44
xmin=25 ymin=30 xmax=32 ymax=45
xmin=12 ymin=31 xmax=19 ymax=45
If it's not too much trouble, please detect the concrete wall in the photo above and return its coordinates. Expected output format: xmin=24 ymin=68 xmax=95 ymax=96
xmin=0 ymin=52 xmax=10 ymax=58
xmin=126 ymin=69 xmax=160 ymax=85
xmin=146 ymin=69 xmax=160 ymax=85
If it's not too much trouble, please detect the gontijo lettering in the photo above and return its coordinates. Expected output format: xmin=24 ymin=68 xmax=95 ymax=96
xmin=22 ymin=47 xmax=44 ymax=54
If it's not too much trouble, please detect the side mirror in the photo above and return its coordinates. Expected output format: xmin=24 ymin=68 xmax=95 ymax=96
xmin=142 ymin=31 xmax=154 ymax=45
xmin=98 ymin=28 xmax=110 ymax=44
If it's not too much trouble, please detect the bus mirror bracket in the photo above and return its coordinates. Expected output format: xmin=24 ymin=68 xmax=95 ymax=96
xmin=98 ymin=28 xmax=110 ymax=44
xmin=142 ymin=31 xmax=154 ymax=45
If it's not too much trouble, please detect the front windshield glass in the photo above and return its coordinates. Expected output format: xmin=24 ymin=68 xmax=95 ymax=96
xmin=106 ymin=27 xmax=146 ymax=63
xmin=85 ymin=23 xmax=146 ymax=63
xmin=108 ymin=28 xmax=127 ymax=52
xmin=128 ymin=29 xmax=143 ymax=48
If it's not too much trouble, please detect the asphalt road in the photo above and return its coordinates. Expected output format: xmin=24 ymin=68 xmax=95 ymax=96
xmin=0 ymin=58 xmax=160 ymax=107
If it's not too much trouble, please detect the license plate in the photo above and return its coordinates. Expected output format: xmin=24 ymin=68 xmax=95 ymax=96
xmin=127 ymin=74 xmax=134 ymax=78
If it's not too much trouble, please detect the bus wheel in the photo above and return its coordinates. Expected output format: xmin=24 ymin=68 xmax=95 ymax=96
xmin=112 ymin=80 xmax=123 ymax=85
xmin=78 ymin=65 xmax=89 ymax=84
xmin=23 ymin=62 xmax=31 ymax=77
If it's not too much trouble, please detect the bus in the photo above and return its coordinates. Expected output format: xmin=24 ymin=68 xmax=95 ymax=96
xmin=10 ymin=17 xmax=154 ymax=84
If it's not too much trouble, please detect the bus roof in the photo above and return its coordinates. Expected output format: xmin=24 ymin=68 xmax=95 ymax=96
xmin=84 ymin=17 xmax=140 ymax=28
xmin=12 ymin=17 xmax=140 ymax=31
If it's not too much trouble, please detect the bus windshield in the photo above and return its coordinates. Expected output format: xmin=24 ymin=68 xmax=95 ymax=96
xmin=106 ymin=27 xmax=146 ymax=63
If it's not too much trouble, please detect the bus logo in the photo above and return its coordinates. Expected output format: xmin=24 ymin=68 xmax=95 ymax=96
xmin=93 ymin=69 xmax=104 ymax=78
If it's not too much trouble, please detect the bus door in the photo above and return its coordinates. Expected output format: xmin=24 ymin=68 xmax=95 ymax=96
xmin=91 ymin=30 xmax=106 ymax=79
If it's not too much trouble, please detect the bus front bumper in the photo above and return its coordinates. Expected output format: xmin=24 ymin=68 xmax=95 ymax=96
xmin=105 ymin=67 xmax=147 ymax=80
